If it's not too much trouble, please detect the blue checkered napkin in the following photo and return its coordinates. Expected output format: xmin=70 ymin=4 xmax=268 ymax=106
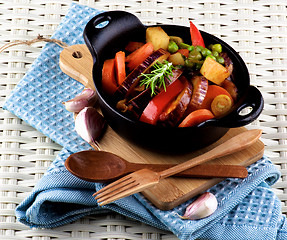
xmin=4 ymin=3 xmax=287 ymax=240
xmin=135 ymin=156 xmax=287 ymax=240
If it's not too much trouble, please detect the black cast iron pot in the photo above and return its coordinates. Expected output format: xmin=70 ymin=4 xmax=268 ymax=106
xmin=83 ymin=11 xmax=263 ymax=153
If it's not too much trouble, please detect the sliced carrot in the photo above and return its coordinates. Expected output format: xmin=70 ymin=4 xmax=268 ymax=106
xmin=126 ymin=42 xmax=154 ymax=70
xmin=179 ymin=109 xmax=214 ymax=127
xmin=177 ymin=48 xmax=189 ymax=58
xmin=125 ymin=42 xmax=153 ymax=62
xmin=200 ymin=85 xmax=233 ymax=110
xmin=102 ymin=59 xmax=118 ymax=95
xmin=125 ymin=41 xmax=145 ymax=52
xmin=115 ymin=51 xmax=126 ymax=85
xmin=211 ymin=94 xmax=233 ymax=117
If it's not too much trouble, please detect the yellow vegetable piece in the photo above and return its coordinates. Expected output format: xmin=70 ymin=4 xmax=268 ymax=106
xmin=211 ymin=94 xmax=233 ymax=117
xmin=146 ymin=27 xmax=170 ymax=51
xmin=168 ymin=52 xmax=185 ymax=66
xmin=200 ymin=57 xmax=230 ymax=85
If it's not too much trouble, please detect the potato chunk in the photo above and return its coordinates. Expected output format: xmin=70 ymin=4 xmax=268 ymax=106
xmin=146 ymin=27 xmax=170 ymax=51
xmin=168 ymin=52 xmax=185 ymax=66
xmin=200 ymin=57 xmax=230 ymax=85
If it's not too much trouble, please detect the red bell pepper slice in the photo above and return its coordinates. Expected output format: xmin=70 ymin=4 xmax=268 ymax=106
xmin=190 ymin=21 xmax=205 ymax=48
xmin=140 ymin=79 xmax=184 ymax=125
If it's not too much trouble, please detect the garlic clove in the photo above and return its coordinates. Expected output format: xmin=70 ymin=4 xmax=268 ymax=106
xmin=63 ymin=88 xmax=97 ymax=113
xmin=74 ymin=107 xmax=106 ymax=150
xmin=64 ymin=99 xmax=90 ymax=113
xmin=180 ymin=192 xmax=218 ymax=220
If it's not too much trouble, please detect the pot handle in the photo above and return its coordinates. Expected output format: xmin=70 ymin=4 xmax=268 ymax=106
xmin=209 ymin=86 xmax=264 ymax=128
xmin=83 ymin=11 xmax=145 ymax=62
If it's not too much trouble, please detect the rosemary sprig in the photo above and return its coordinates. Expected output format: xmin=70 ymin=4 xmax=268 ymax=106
xmin=140 ymin=60 xmax=175 ymax=96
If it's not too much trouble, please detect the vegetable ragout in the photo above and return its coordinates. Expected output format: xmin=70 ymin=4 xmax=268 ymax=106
xmin=101 ymin=21 xmax=238 ymax=127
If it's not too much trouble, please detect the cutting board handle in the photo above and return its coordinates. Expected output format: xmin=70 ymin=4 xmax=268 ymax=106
xmin=59 ymin=44 xmax=95 ymax=90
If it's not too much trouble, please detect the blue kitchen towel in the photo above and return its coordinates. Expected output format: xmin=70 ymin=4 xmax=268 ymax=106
xmin=3 ymin=3 xmax=287 ymax=240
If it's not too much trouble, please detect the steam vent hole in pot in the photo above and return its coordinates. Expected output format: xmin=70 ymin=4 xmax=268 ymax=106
xmin=239 ymin=106 xmax=253 ymax=116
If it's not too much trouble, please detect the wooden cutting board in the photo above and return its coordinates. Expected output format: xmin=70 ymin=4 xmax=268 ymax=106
xmin=59 ymin=45 xmax=265 ymax=210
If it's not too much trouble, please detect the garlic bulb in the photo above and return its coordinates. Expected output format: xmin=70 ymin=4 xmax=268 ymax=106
xmin=74 ymin=107 xmax=106 ymax=150
xmin=63 ymin=88 xmax=97 ymax=113
xmin=179 ymin=192 xmax=217 ymax=220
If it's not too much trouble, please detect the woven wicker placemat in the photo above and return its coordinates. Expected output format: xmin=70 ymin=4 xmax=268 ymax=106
xmin=1 ymin=0 xmax=286 ymax=239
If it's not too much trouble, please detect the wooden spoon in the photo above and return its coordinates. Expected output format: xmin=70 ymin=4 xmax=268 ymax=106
xmin=65 ymin=150 xmax=248 ymax=182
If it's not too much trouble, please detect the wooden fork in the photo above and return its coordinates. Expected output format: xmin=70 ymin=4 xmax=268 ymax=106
xmin=93 ymin=129 xmax=262 ymax=206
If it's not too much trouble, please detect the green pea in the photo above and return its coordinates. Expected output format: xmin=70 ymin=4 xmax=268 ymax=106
xmin=189 ymin=49 xmax=202 ymax=60
xmin=201 ymin=48 xmax=212 ymax=57
xmin=179 ymin=42 xmax=194 ymax=51
xmin=206 ymin=49 xmax=212 ymax=56
xmin=216 ymin=56 xmax=225 ymax=64
xmin=195 ymin=45 xmax=204 ymax=52
xmin=208 ymin=44 xmax=213 ymax=50
xmin=206 ymin=55 xmax=217 ymax=61
xmin=212 ymin=44 xmax=222 ymax=53
xmin=188 ymin=45 xmax=194 ymax=51
xmin=185 ymin=59 xmax=195 ymax=68
xmin=201 ymin=48 xmax=207 ymax=57
xmin=212 ymin=51 xmax=219 ymax=58
xmin=168 ymin=41 xmax=179 ymax=53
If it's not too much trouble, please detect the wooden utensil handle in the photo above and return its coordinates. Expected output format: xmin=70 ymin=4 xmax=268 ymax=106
xmin=176 ymin=164 xmax=248 ymax=178
xmin=159 ymin=129 xmax=262 ymax=179
xmin=127 ymin=163 xmax=247 ymax=178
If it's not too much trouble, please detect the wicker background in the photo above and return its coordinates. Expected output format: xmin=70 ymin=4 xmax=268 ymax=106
xmin=0 ymin=0 xmax=286 ymax=239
